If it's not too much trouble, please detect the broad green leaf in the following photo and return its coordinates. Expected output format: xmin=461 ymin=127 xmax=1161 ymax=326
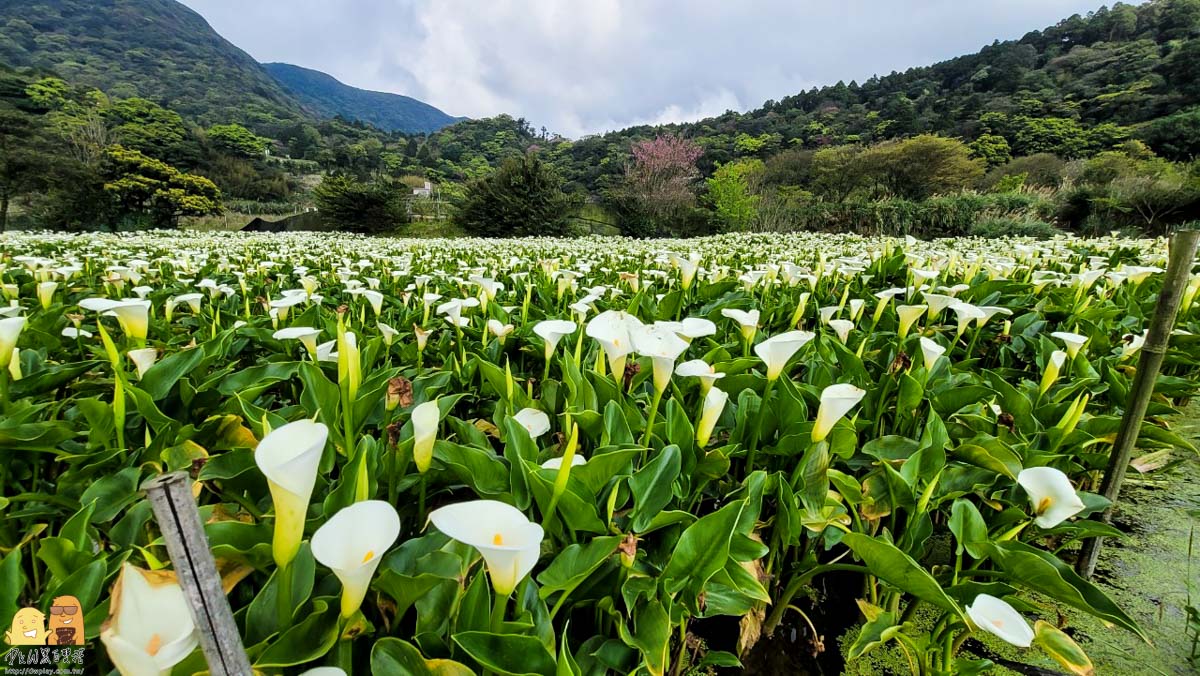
xmin=841 ymin=532 xmax=962 ymax=614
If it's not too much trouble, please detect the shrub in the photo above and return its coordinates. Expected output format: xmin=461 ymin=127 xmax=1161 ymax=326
xmin=313 ymin=174 xmax=408 ymax=234
xmin=457 ymin=153 xmax=581 ymax=237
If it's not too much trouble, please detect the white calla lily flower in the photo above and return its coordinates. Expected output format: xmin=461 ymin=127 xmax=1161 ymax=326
xmin=696 ymin=386 xmax=728 ymax=448
xmin=631 ymin=323 xmax=690 ymax=393
xmin=1051 ymin=331 xmax=1088 ymax=359
xmin=312 ymin=500 xmax=401 ymax=618
xmin=513 ymin=407 xmax=551 ymax=438
xmin=919 ymin=337 xmax=946 ymax=371
xmin=813 ymin=383 xmax=866 ymax=442
xmin=754 ymin=330 xmax=815 ymax=381
xmin=100 ymin=563 xmax=199 ymax=676
xmin=965 ymin=594 xmax=1034 ymax=648
xmin=586 ymin=310 xmax=643 ymax=375
xmin=127 ymin=348 xmax=159 ymax=380
xmin=411 ymin=400 xmax=440 ymax=473
xmin=429 ymin=500 xmax=544 ymax=596
xmin=0 ymin=316 xmax=25 ymax=368
xmin=255 ymin=419 xmax=329 ymax=567
xmin=1017 ymin=467 xmax=1085 ymax=528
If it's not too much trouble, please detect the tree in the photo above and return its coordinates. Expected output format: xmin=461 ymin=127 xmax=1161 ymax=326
xmin=313 ymin=175 xmax=408 ymax=234
xmin=706 ymin=159 xmax=763 ymax=231
xmin=101 ymin=145 xmax=221 ymax=229
xmin=457 ymin=153 xmax=580 ymax=237
xmin=1138 ymin=107 xmax=1200 ymax=160
xmin=207 ymin=123 xmax=268 ymax=157
xmin=861 ymin=135 xmax=984 ymax=200
xmin=968 ymin=134 xmax=1013 ymax=168
xmin=608 ymin=134 xmax=705 ymax=237
xmin=106 ymin=98 xmax=198 ymax=166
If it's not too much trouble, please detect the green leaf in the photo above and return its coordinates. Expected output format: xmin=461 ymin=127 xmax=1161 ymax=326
xmin=841 ymin=533 xmax=962 ymax=614
xmin=538 ymin=536 xmax=621 ymax=599
xmin=253 ymin=597 xmax=339 ymax=667
xmin=140 ymin=346 xmax=205 ymax=400
xmin=628 ymin=445 xmax=680 ymax=532
xmin=989 ymin=541 xmax=1146 ymax=641
xmin=372 ymin=637 xmax=474 ymax=676
xmin=661 ymin=499 xmax=746 ymax=595
xmin=453 ymin=631 xmax=557 ymax=676
xmin=948 ymin=499 xmax=990 ymax=560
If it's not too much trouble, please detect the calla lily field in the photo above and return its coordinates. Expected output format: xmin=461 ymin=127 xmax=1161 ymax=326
xmin=1 ymin=229 xmax=1199 ymax=675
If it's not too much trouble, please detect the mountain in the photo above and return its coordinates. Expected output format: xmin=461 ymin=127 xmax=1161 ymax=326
xmin=264 ymin=63 xmax=462 ymax=134
xmin=0 ymin=0 xmax=306 ymax=127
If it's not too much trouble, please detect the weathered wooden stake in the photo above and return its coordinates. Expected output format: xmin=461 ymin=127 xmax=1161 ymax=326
xmin=1075 ymin=229 xmax=1200 ymax=579
xmin=143 ymin=471 xmax=253 ymax=676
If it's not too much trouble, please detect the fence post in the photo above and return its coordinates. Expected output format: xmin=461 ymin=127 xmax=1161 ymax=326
xmin=1075 ymin=229 xmax=1200 ymax=579
xmin=143 ymin=471 xmax=253 ymax=675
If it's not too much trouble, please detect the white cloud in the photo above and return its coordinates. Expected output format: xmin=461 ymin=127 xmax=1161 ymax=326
xmin=181 ymin=0 xmax=1118 ymax=137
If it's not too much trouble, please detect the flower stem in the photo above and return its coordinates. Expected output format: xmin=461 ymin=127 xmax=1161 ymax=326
xmin=641 ymin=387 xmax=664 ymax=450
xmin=335 ymin=626 xmax=353 ymax=673
xmin=745 ymin=378 xmax=775 ymax=473
xmin=276 ymin=562 xmax=293 ymax=630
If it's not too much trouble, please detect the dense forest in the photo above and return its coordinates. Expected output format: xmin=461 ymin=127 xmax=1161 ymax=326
xmin=1 ymin=0 xmax=1199 ymax=236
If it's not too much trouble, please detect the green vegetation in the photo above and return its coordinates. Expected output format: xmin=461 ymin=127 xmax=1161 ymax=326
xmin=264 ymin=62 xmax=461 ymax=134
xmin=457 ymin=153 xmax=581 ymax=237
xmin=1 ymin=0 xmax=1199 ymax=237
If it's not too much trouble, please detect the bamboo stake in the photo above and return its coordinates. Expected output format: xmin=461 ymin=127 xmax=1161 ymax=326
xmin=143 ymin=471 xmax=253 ymax=675
xmin=1075 ymin=229 xmax=1200 ymax=579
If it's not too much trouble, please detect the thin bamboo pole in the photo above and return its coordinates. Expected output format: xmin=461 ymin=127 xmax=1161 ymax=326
xmin=143 ymin=471 xmax=253 ymax=675
xmin=1075 ymin=229 xmax=1200 ymax=579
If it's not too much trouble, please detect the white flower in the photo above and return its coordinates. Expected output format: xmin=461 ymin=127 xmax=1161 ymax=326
xmin=754 ymin=330 xmax=815 ymax=381
xmin=533 ymin=319 xmax=577 ymax=360
xmin=513 ymin=408 xmax=551 ymax=438
xmin=541 ymin=455 xmax=586 ymax=470
xmin=378 ymin=322 xmax=398 ymax=346
xmin=828 ymin=319 xmax=854 ymax=344
xmin=632 ymin=323 xmax=690 ymax=393
xmin=0 ymin=316 xmax=25 ymax=368
xmin=254 ymin=420 xmax=329 ymax=567
xmin=312 ymin=500 xmax=401 ymax=618
xmin=36 ymin=281 xmax=57 ymax=309
xmin=62 ymin=327 xmax=93 ymax=339
xmin=896 ymin=304 xmax=927 ymax=339
xmin=429 ymin=500 xmax=544 ymax=596
xmin=675 ymin=359 xmax=725 ymax=393
xmin=127 ymin=348 xmax=159 ymax=380
xmin=1017 ymin=467 xmax=1085 ymax=528
xmin=813 ymin=383 xmax=866 ymax=443
xmin=696 ymin=386 xmax=728 ymax=448
xmin=1050 ymin=331 xmax=1088 ymax=359
xmin=586 ymin=310 xmax=643 ymax=375
xmin=273 ymin=326 xmax=321 ymax=357
xmin=1039 ymin=350 xmax=1068 ymax=395
xmin=965 ymin=594 xmax=1034 ymax=648
xmin=722 ymin=308 xmax=760 ymax=342
xmin=100 ymin=563 xmax=199 ymax=676
xmin=412 ymin=400 xmax=440 ymax=473
xmin=919 ymin=337 xmax=946 ymax=371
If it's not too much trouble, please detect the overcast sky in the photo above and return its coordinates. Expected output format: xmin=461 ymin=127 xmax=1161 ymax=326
xmin=179 ymin=0 xmax=1113 ymax=137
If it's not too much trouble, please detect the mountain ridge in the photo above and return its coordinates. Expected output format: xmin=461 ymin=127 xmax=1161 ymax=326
xmin=262 ymin=62 xmax=462 ymax=134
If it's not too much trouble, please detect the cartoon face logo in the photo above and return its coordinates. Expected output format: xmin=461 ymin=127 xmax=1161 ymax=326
xmin=4 ymin=607 xmax=47 ymax=645
xmin=46 ymin=596 xmax=84 ymax=646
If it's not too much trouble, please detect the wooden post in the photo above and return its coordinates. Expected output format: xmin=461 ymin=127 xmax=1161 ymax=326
xmin=143 ymin=472 xmax=253 ymax=676
xmin=1075 ymin=229 xmax=1200 ymax=578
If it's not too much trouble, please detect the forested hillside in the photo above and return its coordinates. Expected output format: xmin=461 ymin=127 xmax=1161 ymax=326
xmin=264 ymin=63 xmax=462 ymax=134
xmin=0 ymin=0 xmax=305 ymax=128
xmin=1 ymin=0 xmax=1198 ymax=238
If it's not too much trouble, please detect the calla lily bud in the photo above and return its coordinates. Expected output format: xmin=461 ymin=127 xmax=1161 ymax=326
xmin=1039 ymin=350 xmax=1067 ymax=395
xmin=312 ymin=500 xmax=401 ymax=618
xmin=429 ymin=500 xmax=544 ymax=597
xmin=550 ymin=423 xmax=580 ymax=502
xmin=100 ymin=563 xmax=199 ymax=676
xmin=411 ymin=400 xmax=440 ymax=473
xmin=696 ymin=386 xmax=728 ymax=448
xmin=813 ymin=383 xmax=865 ymax=443
xmin=966 ymin=594 xmax=1034 ymax=647
xmin=255 ymin=419 xmax=329 ymax=568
